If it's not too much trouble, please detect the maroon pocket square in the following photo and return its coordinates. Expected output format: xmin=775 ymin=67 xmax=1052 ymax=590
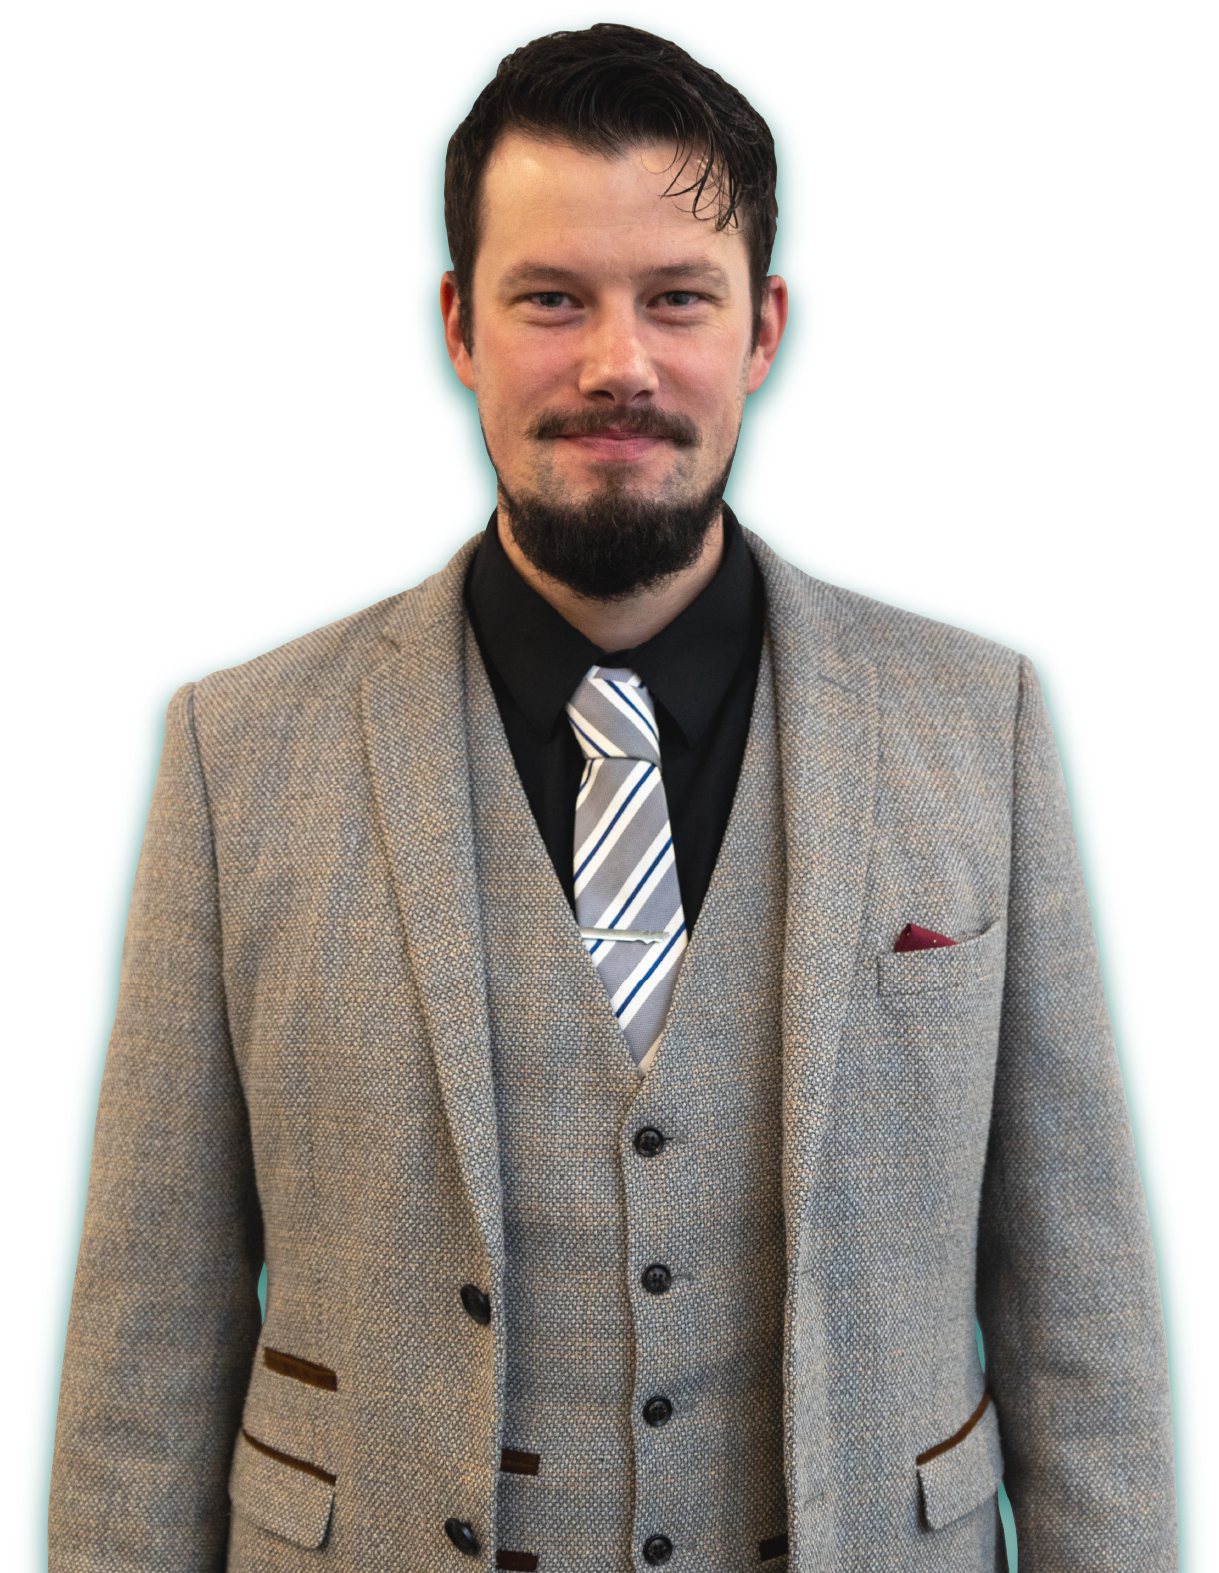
xmin=894 ymin=923 xmax=956 ymax=953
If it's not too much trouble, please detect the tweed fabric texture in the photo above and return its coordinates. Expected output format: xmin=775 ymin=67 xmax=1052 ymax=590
xmin=49 ymin=529 xmax=1175 ymax=1572
xmin=469 ymin=628 xmax=787 ymax=1570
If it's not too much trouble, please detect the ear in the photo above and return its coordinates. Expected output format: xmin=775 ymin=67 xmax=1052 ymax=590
xmin=440 ymin=272 xmax=476 ymax=391
xmin=745 ymin=276 xmax=789 ymax=396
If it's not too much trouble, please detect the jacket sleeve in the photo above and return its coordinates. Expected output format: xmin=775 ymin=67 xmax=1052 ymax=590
xmin=976 ymin=657 xmax=1176 ymax=1570
xmin=49 ymin=684 xmax=263 ymax=1572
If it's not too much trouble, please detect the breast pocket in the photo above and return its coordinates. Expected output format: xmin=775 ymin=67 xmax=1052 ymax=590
xmin=876 ymin=918 xmax=1006 ymax=999
xmin=875 ymin=920 xmax=1007 ymax=1077
xmin=848 ymin=920 xmax=1008 ymax=1169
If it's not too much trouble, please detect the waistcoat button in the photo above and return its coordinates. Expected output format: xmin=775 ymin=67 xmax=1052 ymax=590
xmin=642 ymin=1395 xmax=673 ymax=1427
xmin=643 ymin=1534 xmax=674 ymax=1565
xmin=460 ymin=1284 xmax=491 ymax=1325
xmin=634 ymin=1126 xmax=665 ymax=1156
xmin=444 ymin=1518 xmax=480 ymax=1556
xmin=640 ymin=1263 xmax=672 ymax=1295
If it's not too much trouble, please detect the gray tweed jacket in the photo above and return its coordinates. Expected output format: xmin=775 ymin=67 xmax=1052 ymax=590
xmin=49 ymin=531 xmax=1176 ymax=1571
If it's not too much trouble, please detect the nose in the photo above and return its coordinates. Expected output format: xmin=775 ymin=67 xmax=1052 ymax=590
xmin=577 ymin=298 xmax=659 ymax=405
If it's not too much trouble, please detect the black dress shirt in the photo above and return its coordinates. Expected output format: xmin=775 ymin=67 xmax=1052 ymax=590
xmin=464 ymin=506 xmax=764 ymax=931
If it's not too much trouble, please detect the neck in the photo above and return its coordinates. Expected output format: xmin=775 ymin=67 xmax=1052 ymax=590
xmin=496 ymin=504 xmax=725 ymax=651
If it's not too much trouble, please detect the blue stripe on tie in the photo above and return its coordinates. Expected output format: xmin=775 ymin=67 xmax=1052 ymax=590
xmin=604 ymin=838 xmax=672 ymax=932
xmin=588 ymin=838 xmax=671 ymax=955
xmin=614 ymin=923 xmax=686 ymax=1019
xmin=568 ymin=715 xmax=610 ymax=758
xmin=573 ymin=764 xmax=656 ymax=883
xmin=608 ymin=680 xmax=659 ymax=744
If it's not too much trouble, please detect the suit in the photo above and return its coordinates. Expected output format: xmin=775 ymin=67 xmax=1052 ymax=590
xmin=49 ymin=530 xmax=1176 ymax=1571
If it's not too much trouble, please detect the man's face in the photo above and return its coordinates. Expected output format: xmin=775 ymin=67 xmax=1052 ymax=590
xmin=441 ymin=130 xmax=785 ymax=590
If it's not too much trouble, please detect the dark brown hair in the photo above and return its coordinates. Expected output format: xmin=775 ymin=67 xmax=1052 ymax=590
xmin=444 ymin=23 xmax=779 ymax=347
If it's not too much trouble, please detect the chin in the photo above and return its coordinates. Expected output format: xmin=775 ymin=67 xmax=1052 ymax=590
xmin=498 ymin=457 xmax=732 ymax=602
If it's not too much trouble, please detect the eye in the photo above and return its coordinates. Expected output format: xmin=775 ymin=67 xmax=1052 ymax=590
xmin=660 ymin=290 xmax=699 ymax=307
xmin=531 ymin=292 xmax=571 ymax=308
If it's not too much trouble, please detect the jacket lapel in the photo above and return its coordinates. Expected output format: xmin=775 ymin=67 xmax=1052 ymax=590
xmin=361 ymin=536 xmax=505 ymax=1270
xmin=749 ymin=534 xmax=879 ymax=1262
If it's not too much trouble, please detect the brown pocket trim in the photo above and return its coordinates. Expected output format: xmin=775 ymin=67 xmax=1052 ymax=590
xmin=759 ymin=1531 xmax=789 ymax=1560
xmin=263 ymin=1347 xmax=338 ymax=1391
xmin=500 ymin=1448 xmax=541 ymax=1476
xmin=496 ymin=1552 xmax=538 ymax=1571
xmin=241 ymin=1427 xmax=336 ymax=1485
xmin=916 ymin=1391 xmax=992 ymax=1466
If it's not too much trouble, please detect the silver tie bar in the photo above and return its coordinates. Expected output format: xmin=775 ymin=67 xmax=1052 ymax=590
xmin=580 ymin=926 xmax=668 ymax=944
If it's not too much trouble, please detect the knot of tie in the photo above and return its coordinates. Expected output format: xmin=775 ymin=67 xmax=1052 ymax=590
xmin=565 ymin=666 xmax=661 ymax=768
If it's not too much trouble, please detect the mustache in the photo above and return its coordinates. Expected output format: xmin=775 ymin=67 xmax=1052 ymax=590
xmin=529 ymin=406 xmax=701 ymax=449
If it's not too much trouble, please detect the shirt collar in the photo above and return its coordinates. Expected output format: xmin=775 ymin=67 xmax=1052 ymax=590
xmin=465 ymin=506 xmax=760 ymax=748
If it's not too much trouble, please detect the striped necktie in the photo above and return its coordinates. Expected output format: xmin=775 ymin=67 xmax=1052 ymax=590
xmin=565 ymin=666 xmax=688 ymax=1070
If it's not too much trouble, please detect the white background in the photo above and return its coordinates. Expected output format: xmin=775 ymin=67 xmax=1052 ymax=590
xmin=3 ymin=2 xmax=1215 ymax=1567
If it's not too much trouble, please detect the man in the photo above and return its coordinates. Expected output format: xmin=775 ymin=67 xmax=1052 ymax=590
xmin=50 ymin=22 xmax=1175 ymax=1573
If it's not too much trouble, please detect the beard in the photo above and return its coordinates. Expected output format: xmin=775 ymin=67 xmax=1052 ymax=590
xmin=495 ymin=406 xmax=735 ymax=602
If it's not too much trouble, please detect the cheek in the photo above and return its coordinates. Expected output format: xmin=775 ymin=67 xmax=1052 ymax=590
xmin=658 ymin=332 xmax=751 ymax=413
xmin=475 ymin=327 xmax=573 ymax=414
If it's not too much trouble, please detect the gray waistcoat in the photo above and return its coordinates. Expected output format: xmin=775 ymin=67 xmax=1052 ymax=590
xmin=467 ymin=624 xmax=789 ymax=1572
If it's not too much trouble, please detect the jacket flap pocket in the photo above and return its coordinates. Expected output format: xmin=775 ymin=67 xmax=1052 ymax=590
xmin=878 ymin=919 xmax=1005 ymax=996
xmin=229 ymin=1428 xmax=335 ymax=1549
xmin=917 ymin=1394 xmax=1003 ymax=1530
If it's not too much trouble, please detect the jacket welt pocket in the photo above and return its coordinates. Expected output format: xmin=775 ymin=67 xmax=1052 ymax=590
xmin=264 ymin=1345 xmax=339 ymax=1390
xmin=916 ymin=1393 xmax=1004 ymax=1531
xmin=229 ymin=1428 xmax=335 ymax=1549
xmin=877 ymin=919 xmax=1005 ymax=997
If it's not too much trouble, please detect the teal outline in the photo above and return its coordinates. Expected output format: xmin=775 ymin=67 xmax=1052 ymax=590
xmin=14 ymin=6 xmax=1207 ymax=1566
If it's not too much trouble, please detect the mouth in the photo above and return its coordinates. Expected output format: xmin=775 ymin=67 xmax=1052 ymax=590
xmin=556 ymin=429 xmax=671 ymax=462
xmin=530 ymin=408 xmax=700 ymax=457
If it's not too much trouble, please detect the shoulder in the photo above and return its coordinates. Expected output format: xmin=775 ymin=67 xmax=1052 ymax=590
xmin=191 ymin=535 xmax=481 ymax=712
xmin=747 ymin=530 xmax=1026 ymax=723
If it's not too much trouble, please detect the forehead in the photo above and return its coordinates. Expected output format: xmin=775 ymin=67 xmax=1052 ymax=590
xmin=476 ymin=129 xmax=746 ymax=277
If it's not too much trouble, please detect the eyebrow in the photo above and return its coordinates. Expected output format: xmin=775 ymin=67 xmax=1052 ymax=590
xmin=499 ymin=260 xmax=732 ymax=292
